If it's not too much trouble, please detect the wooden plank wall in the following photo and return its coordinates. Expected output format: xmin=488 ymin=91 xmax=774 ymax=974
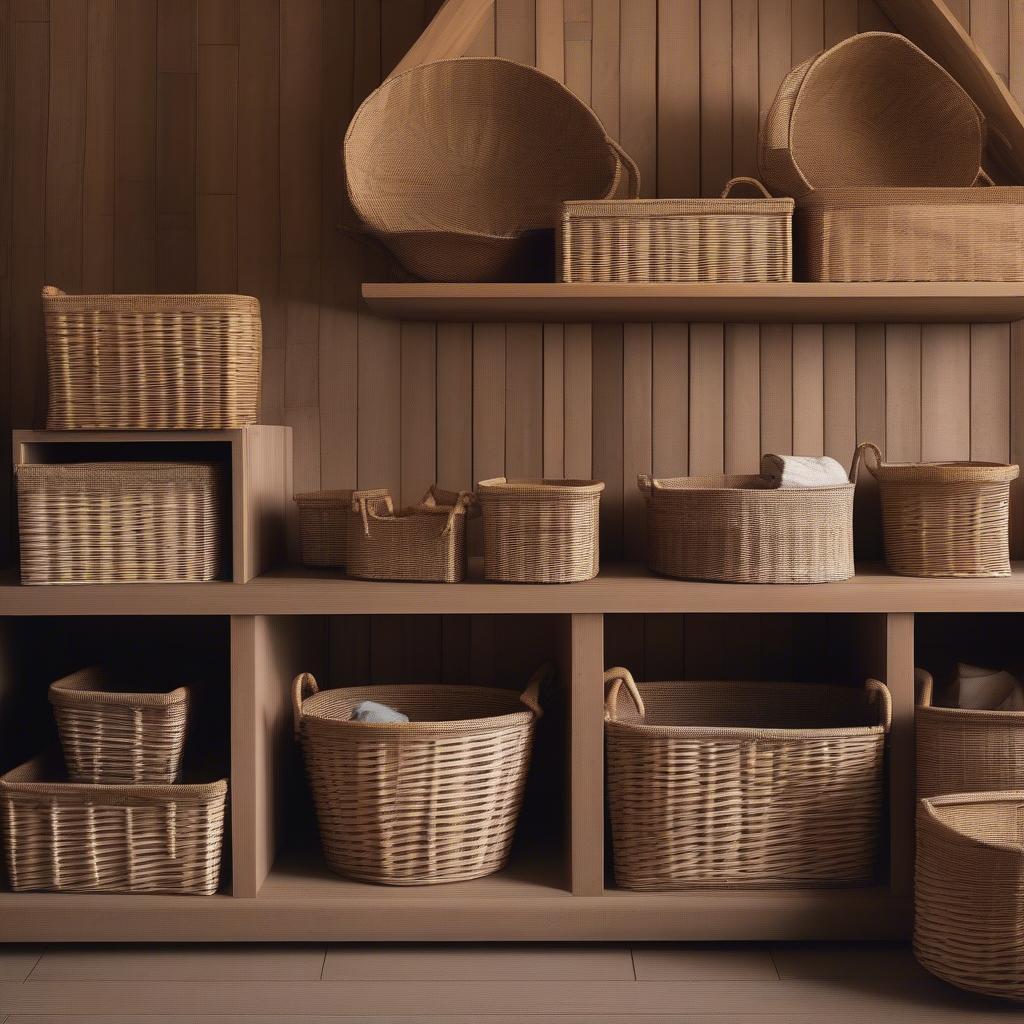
xmin=0 ymin=0 xmax=1022 ymax=676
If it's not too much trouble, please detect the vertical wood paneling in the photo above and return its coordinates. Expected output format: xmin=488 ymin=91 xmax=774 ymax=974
xmin=972 ymin=323 xmax=1012 ymax=462
xmin=543 ymin=322 xmax=565 ymax=478
xmin=921 ymin=325 xmax=970 ymax=462
xmin=473 ymin=322 xmax=507 ymax=484
xmin=658 ymin=0 xmax=699 ymax=196
xmin=590 ymin=0 xmax=618 ymax=136
xmin=400 ymin=323 xmax=437 ymax=505
xmin=651 ymin=323 xmax=688 ymax=478
xmin=823 ymin=322 xmax=856 ymax=464
xmin=760 ymin=323 xmax=793 ymax=454
xmin=689 ymin=323 xmax=725 ymax=474
xmin=732 ymin=0 xmax=759 ymax=179
xmin=505 ymin=323 xmax=544 ymax=478
xmin=591 ymin=323 xmax=623 ymax=556
xmin=563 ymin=322 xmax=593 ymax=478
xmin=792 ymin=324 xmax=824 ymax=455
xmin=699 ymin=0 xmax=731 ymax=196
xmin=436 ymin=323 xmax=473 ymax=490
xmin=884 ymin=324 xmax=922 ymax=462
xmin=724 ymin=323 xmax=760 ymax=473
xmin=622 ymin=323 xmax=651 ymax=560
xmin=563 ymin=0 xmax=591 ymax=103
xmin=535 ymin=0 xmax=564 ymax=79
xmin=619 ymin=0 xmax=656 ymax=196
xmin=855 ymin=323 xmax=886 ymax=558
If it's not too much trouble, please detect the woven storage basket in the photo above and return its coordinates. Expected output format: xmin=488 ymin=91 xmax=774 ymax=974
xmin=604 ymin=668 xmax=891 ymax=890
xmin=346 ymin=487 xmax=476 ymax=583
xmin=0 ymin=755 xmax=227 ymax=895
xmin=293 ymin=666 xmax=547 ymax=885
xmin=916 ymin=667 xmax=1024 ymax=799
xmin=344 ymin=57 xmax=639 ymax=282
xmin=294 ymin=489 xmax=356 ymax=568
xmin=16 ymin=462 xmax=227 ymax=584
xmin=43 ymin=286 xmax=261 ymax=430
xmin=915 ymin=791 xmax=1024 ymax=1001
xmin=476 ymin=478 xmax=604 ymax=584
xmin=855 ymin=442 xmax=1019 ymax=578
xmin=49 ymin=666 xmax=190 ymax=785
xmin=639 ymin=460 xmax=856 ymax=585
xmin=759 ymin=32 xmax=984 ymax=196
xmin=558 ymin=177 xmax=793 ymax=283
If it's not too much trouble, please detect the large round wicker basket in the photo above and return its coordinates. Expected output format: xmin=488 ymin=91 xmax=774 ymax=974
xmin=293 ymin=667 xmax=546 ymax=886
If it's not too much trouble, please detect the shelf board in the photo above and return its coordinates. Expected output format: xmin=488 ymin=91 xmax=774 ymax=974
xmin=361 ymin=281 xmax=1024 ymax=323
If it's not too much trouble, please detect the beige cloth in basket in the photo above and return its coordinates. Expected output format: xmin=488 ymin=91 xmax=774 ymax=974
xmin=760 ymin=454 xmax=849 ymax=488
xmin=954 ymin=663 xmax=1024 ymax=711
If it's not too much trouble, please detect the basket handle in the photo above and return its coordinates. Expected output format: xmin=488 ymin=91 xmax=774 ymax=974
xmin=865 ymin=678 xmax=893 ymax=732
xmin=850 ymin=441 xmax=883 ymax=483
xmin=292 ymin=672 xmax=320 ymax=737
xmin=604 ymin=667 xmax=645 ymax=723
xmin=352 ymin=489 xmax=395 ymax=537
xmin=721 ymin=176 xmax=773 ymax=199
xmin=519 ymin=663 xmax=550 ymax=720
xmin=608 ymin=138 xmax=641 ymax=198
xmin=974 ymin=168 xmax=995 ymax=187
xmin=915 ymin=667 xmax=935 ymax=709
xmin=419 ymin=487 xmax=479 ymax=537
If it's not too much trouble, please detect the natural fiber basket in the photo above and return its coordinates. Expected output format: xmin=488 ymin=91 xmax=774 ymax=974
xmin=0 ymin=754 xmax=227 ymax=895
xmin=293 ymin=666 xmax=547 ymax=885
xmin=759 ymin=32 xmax=984 ymax=197
xmin=294 ymin=489 xmax=356 ymax=568
xmin=639 ymin=460 xmax=856 ymax=584
xmin=49 ymin=667 xmax=190 ymax=786
xmin=16 ymin=462 xmax=227 ymax=584
xmin=43 ymin=286 xmax=261 ymax=430
xmin=558 ymin=177 xmax=793 ymax=283
xmin=476 ymin=478 xmax=604 ymax=583
xmin=344 ymin=57 xmax=639 ymax=282
xmin=346 ymin=487 xmax=476 ymax=583
xmin=604 ymin=669 xmax=891 ymax=890
xmin=915 ymin=791 xmax=1024 ymax=1001
xmin=916 ymin=667 xmax=1024 ymax=799
xmin=855 ymin=442 xmax=1019 ymax=578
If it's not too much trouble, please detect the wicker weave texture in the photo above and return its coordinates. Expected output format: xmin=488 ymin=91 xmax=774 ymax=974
xmin=857 ymin=442 xmax=1019 ymax=578
xmin=43 ymin=286 xmax=261 ymax=430
xmin=0 ymin=756 xmax=227 ymax=895
xmin=915 ymin=792 xmax=1024 ymax=1001
xmin=759 ymin=32 xmax=984 ymax=197
xmin=49 ymin=667 xmax=190 ymax=785
xmin=604 ymin=669 xmax=891 ymax=890
xmin=344 ymin=57 xmax=639 ymax=282
xmin=293 ymin=668 xmax=545 ymax=886
xmin=477 ymin=478 xmax=604 ymax=583
xmin=640 ymin=472 xmax=855 ymax=584
xmin=558 ymin=177 xmax=793 ymax=283
xmin=16 ymin=462 xmax=227 ymax=584
xmin=294 ymin=490 xmax=354 ymax=568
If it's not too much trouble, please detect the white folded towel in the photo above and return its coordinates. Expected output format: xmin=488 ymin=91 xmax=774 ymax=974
xmin=351 ymin=700 xmax=410 ymax=724
xmin=760 ymin=454 xmax=849 ymax=488
xmin=954 ymin=663 xmax=1024 ymax=711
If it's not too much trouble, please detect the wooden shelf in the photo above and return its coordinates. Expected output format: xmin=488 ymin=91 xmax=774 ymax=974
xmin=361 ymin=281 xmax=1024 ymax=323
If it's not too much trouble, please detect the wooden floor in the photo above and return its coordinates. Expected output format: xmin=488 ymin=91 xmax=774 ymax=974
xmin=0 ymin=942 xmax=1018 ymax=1021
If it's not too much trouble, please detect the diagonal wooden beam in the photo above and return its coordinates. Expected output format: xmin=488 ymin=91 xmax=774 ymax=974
xmin=387 ymin=0 xmax=495 ymax=81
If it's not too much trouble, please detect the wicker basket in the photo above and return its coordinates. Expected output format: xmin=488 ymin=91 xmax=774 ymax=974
xmin=558 ymin=177 xmax=793 ymax=283
xmin=43 ymin=286 xmax=261 ymax=430
xmin=604 ymin=668 xmax=891 ymax=890
xmin=346 ymin=487 xmax=476 ymax=583
xmin=639 ymin=462 xmax=855 ymax=584
xmin=294 ymin=489 xmax=356 ymax=568
xmin=916 ymin=667 xmax=1024 ymax=799
xmin=344 ymin=57 xmax=638 ymax=282
xmin=16 ymin=462 xmax=227 ymax=584
xmin=855 ymin=442 xmax=1019 ymax=578
xmin=915 ymin=791 xmax=1024 ymax=1001
xmin=476 ymin=478 xmax=604 ymax=584
xmin=760 ymin=32 xmax=984 ymax=197
xmin=293 ymin=666 xmax=546 ymax=885
xmin=49 ymin=666 xmax=190 ymax=786
xmin=0 ymin=754 xmax=227 ymax=895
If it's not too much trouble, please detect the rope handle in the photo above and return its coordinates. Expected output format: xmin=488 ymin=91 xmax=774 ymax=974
xmin=351 ymin=489 xmax=395 ymax=537
xmin=603 ymin=667 xmax=645 ymax=722
xmin=865 ymin=678 xmax=893 ymax=732
xmin=519 ymin=663 xmax=550 ymax=720
xmin=418 ymin=486 xmax=479 ymax=537
xmin=608 ymin=138 xmax=642 ymax=198
xmin=292 ymin=672 xmax=320 ymax=737
xmin=637 ymin=473 xmax=664 ymax=494
xmin=721 ymin=176 xmax=774 ymax=200
xmin=849 ymin=441 xmax=883 ymax=483
xmin=915 ymin=667 xmax=935 ymax=710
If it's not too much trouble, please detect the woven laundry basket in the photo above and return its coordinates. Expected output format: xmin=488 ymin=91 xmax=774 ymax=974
xmin=558 ymin=177 xmax=793 ymax=283
xmin=476 ymin=478 xmax=604 ymax=583
xmin=855 ymin=442 xmax=1019 ymax=578
xmin=639 ymin=462 xmax=856 ymax=584
xmin=759 ymin=32 xmax=984 ymax=196
xmin=293 ymin=666 xmax=547 ymax=885
xmin=604 ymin=669 xmax=891 ymax=890
xmin=346 ymin=487 xmax=477 ymax=583
xmin=294 ymin=489 xmax=357 ymax=568
xmin=344 ymin=57 xmax=638 ymax=282
xmin=49 ymin=666 xmax=190 ymax=785
xmin=0 ymin=754 xmax=227 ymax=895
xmin=16 ymin=462 xmax=227 ymax=584
xmin=42 ymin=286 xmax=261 ymax=430
xmin=915 ymin=791 xmax=1024 ymax=1001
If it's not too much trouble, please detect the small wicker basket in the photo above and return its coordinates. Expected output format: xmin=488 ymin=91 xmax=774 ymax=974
xmin=294 ymin=489 xmax=357 ymax=568
xmin=477 ymin=478 xmax=604 ymax=584
xmin=604 ymin=669 xmax=891 ymax=890
xmin=293 ymin=666 xmax=547 ymax=886
xmin=855 ymin=442 xmax=1019 ymax=578
xmin=558 ymin=177 xmax=793 ymax=283
xmin=49 ymin=666 xmax=190 ymax=785
xmin=16 ymin=462 xmax=227 ymax=584
xmin=0 ymin=755 xmax=227 ymax=895
xmin=43 ymin=286 xmax=262 ymax=430
xmin=915 ymin=791 xmax=1024 ymax=1001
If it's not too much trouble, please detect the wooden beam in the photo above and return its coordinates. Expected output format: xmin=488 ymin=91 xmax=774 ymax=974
xmin=387 ymin=0 xmax=495 ymax=80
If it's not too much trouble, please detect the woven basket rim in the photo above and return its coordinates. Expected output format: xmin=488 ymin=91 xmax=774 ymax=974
xmin=798 ymin=186 xmax=1024 ymax=207
xmin=42 ymin=285 xmax=259 ymax=306
xmin=17 ymin=461 xmax=223 ymax=480
xmin=643 ymin=473 xmax=855 ymax=495
xmin=921 ymin=791 xmax=1024 ymax=855
xmin=868 ymin=460 xmax=1019 ymax=483
xmin=562 ymin=196 xmax=795 ymax=217
xmin=477 ymin=477 xmax=605 ymax=494
xmin=49 ymin=667 xmax=190 ymax=709
xmin=294 ymin=489 xmax=355 ymax=504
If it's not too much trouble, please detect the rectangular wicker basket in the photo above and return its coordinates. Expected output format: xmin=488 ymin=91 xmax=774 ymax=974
xmin=16 ymin=461 xmax=227 ymax=584
xmin=42 ymin=285 xmax=262 ymax=430
xmin=558 ymin=177 xmax=793 ymax=283
xmin=294 ymin=489 xmax=356 ymax=568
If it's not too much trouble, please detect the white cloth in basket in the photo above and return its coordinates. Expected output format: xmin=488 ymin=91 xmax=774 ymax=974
xmin=761 ymin=454 xmax=849 ymax=488
xmin=351 ymin=700 xmax=409 ymax=724
xmin=954 ymin=663 xmax=1024 ymax=711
